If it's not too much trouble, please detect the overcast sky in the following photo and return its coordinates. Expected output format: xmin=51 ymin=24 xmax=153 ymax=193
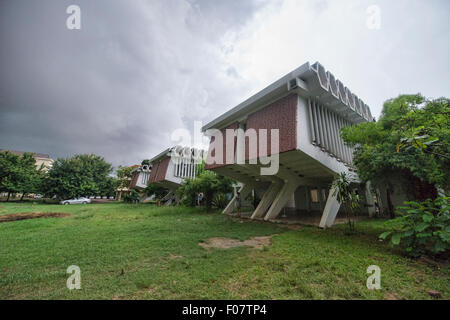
xmin=1 ymin=0 xmax=449 ymax=168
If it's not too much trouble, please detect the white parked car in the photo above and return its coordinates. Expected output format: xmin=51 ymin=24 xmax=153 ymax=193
xmin=60 ymin=197 xmax=91 ymax=205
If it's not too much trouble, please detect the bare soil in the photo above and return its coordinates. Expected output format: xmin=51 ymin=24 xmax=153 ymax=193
xmin=199 ymin=236 xmax=274 ymax=250
xmin=0 ymin=212 xmax=70 ymax=223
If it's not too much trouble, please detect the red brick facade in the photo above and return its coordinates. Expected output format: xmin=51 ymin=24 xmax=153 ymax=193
xmin=129 ymin=172 xmax=139 ymax=188
xmin=245 ymin=94 xmax=297 ymax=161
xmin=149 ymin=156 xmax=170 ymax=183
xmin=205 ymin=94 xmax=298 ymax=169
xmin=205 ymin=122 xmax=239 ymax=170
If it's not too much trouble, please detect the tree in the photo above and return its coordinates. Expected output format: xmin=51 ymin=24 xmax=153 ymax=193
xmin=0 ymin=151 xmax=44 ymax=201
xmin=341 ymin=94 xmax=449 ymax=216
xmin=98 ymin=176 xmax=118 ymax=198
xmin=116 ymin=165 xmax=134 ymax=189
xmin=0 ymin=151 xmax=21 ymax=201
xmin=331 ymin=173 xmax=360 ymax=233
xmin=44 ymin=154 xmax=113 ymax=199
xmin=141 ymin=159 xmax=151 ymax=166
xmin=16 ymin=153 xmax=45 ymax=201
xmin=178 ymin=170 xmax=234 ymax=210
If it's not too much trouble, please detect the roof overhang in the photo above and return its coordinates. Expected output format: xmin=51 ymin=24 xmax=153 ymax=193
xmin=202 ymin=61 xmax=374 ymax=132
xmin=149 ymin=146 xmax=206 ymax=164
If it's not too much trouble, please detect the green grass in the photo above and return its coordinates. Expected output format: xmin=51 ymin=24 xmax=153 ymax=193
xmin=0 ymin=202 xmax=448 ymax=300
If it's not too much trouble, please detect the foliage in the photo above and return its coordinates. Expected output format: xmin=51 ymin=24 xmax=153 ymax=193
xmin=0 ymin=151 xmax=45 ymax=200
xmin=44 ymin=154 xmax=113 ymax=200
xmin=212 ymin=193 xmax=228 ymax=209
xmin=98 ymin=176 xmax=118 ymax=198
xmin=123 ymin=189 xmax=140 ymax=203
xmin=144 ymin=183 xmax=168 ymax=200
xmin=380 ymin=197 xmax=450 ymax=257
xmin=141 ymin=159 xmax=151 ymax=166
xmin=341 ymin=95 xmax=449 ymax=190
xmin=178 ymin=170 xmax=234 ymax=209
xmin=332 ymin=173 xmax=360 ymax=233
xmin=116 ymin=165 xmax=134 ymax=189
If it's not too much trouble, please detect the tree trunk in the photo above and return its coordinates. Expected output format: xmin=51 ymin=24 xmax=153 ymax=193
xmin=386 ymin=189 xmax=395 ymax=219
xmin=20 ymin=193 xmax=25 ymax=202
xmin=6 ymin=192 xmax=11 ymax=202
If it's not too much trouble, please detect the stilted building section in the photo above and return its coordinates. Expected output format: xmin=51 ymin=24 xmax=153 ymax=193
xmin=202 ymin=61 xmax=376 ymax=228
xmin=148 ymin=146 xmax=205 ymax=204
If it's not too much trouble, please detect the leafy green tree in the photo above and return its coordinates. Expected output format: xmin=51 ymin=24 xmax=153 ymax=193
xmin=17 ymin=153 xmax=45 ymax=201
xmin=0 ymin=151 xmax=44 ymax=201
xmin=141 ymin=159 xmax=151 ymax=166
xmin=0 ymin=151 xmax=21 ymax=201
xmin=178 ymin=170 xmax=234 ymax=210
xmin=44 ymin=154 xmax=113 ymax=200
xmin=341 ymin=94 xmax=449 ymax=216
xmin=116 ymin=165 xmax=134 ymax=189
xmin=99 ymin=176 xmax=118 ymax=198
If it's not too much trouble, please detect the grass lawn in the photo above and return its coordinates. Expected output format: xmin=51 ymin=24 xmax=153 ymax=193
xmin=0 ymin=202 xmax=448 ymax=300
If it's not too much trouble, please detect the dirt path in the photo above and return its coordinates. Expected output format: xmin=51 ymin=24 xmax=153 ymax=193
xmin=199 ymin=236 xmax=275 ymax=250
xmin=0 ymin=212 xmax=70 ymax=223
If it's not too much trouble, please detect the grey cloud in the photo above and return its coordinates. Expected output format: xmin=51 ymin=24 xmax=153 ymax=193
xmin=0 ymin=0 xmax=263 ymax=167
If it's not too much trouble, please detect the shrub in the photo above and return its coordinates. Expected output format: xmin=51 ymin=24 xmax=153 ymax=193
xmin=212 ymin=193 xmax=228 ymax=209
xmin=123 ymin=189 xmax=140 ymax=204
xmin=331 ymin=172 xmax=361 ymax=233
xmin=379 ymin=197 xmax=450 ymax=257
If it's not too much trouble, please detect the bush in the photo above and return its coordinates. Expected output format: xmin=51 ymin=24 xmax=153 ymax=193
xmin=379 ymin=197 xmax=450 ymax=257
xmin=212 ymin=193 xmax=228 ymax=209
xmin=123 ymin=189 xmax=140 ymax=204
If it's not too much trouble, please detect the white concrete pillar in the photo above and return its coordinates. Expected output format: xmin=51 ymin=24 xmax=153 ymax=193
xmin=264 ymin=181 xmax=300 ymax=221
xmin=236 ymin=122 xmax=246 ymax=165
xmin=251 ymin=182 xmax=283 ymax=219
xmin=319 ymin=185 xmax=341 ymax=228
xmin=222 ymin=183 xmax=253 ymax=215
xmin=365 ymin=182 xmax=376 ymax=217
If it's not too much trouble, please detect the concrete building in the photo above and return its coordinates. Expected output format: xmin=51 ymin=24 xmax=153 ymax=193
xmin=202 ymin=61 xmax=376 ymax=228
xmin=129 ymin=164 xmax=152 ymax=190
xmin=148 ymin=146 xmax=205 ymax=203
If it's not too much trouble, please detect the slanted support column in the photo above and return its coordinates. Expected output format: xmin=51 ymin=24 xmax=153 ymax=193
xmin=264 ymin=181 xmax=300 ymax=221
xmin=164 ymin=190 xmax=175 ymax=206
xmin=222 ymin=183 xmax=253 ymax=215
xmin=251 ymin=182 xmax=283 ymax=219
xmin=319 ymin=186 xmax=341 ymax=228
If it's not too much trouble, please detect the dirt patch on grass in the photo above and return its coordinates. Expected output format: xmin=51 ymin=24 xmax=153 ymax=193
xmin=200 ymin=236 xmax=274 ymax=250
xmin=0 ymin=212 xmax=70 ymax=223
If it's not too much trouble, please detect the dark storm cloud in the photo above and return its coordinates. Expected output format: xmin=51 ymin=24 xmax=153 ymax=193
xmin=0 ymin=0 xmax=264 ymax=167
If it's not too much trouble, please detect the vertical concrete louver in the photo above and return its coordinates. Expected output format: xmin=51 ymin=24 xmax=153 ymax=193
xmin=307 ymin=98 xmax=355 ymax=166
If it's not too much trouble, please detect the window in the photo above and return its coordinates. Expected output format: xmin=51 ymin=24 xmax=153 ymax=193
xmin=310 ymin=189 xmax=319 ymax=203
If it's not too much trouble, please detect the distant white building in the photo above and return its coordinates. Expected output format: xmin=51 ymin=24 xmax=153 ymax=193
xmin=2 ymin=149 xmax=54 ymax=172
xmin=129 ymin=164 xmax=152 ymax=190
xmin=148 ymin=146 xmax=205 ymax=191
